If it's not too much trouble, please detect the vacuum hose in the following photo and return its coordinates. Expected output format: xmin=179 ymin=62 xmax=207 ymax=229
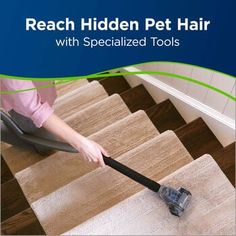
xmin=0 ymin=110 xmax=160 ymax=192
xmin=1 ymin=110 xmax=191 ymax=216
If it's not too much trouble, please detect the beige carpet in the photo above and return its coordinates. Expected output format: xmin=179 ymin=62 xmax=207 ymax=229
xmin=2 ymin=94 xmax=130 ymax=175
xmin=2 ymin=146 xmax=44 ymax=175
xmin=16 ymin=111 xmax=158 ymax=204
xmin=64 ymin=155 xmax=235 ymax=235
xmin=30 ymin=131 xmax=192 ymax=235
xmin=64 ymin=94 xmax=131 ymax=136
xmin=56 ymin=79 xmax=89 ymax=97
xmin=1 ymin=142 xmax=12 ymax=151
xmin=54 ymin=81 xmax=108 ymax=119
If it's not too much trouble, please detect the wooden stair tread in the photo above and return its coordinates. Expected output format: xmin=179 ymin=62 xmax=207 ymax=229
xmin=1 ymin=179 xmax=29 ymax=221
xmin=1 ymin=208 xmax=45 ymax=235
xmin=31 ymin=131 xmax=192 ymax=235
xmin=56 ymin=79 xmax=88 ymax=97
xmin=54 ymin=81 xmax=108 ymax=119
xmin=175 ymin=118 xmax=223 ymax=158
xmin=120 ymin=85 xmax=156 ymax=112
xmin=65 ymin=94 xmax=131 ymax=136
xmin=98 ymin=76 xmax=131 ymax=95
xmin=146 ymin=99 xmax=186 ymax=132
xmin=65 ymin=155 xmax=235 ymax=235
xmin=212 ymin=142 xmax=235 ymax=186
xmin=16 ymin=111 xmax=159 ymax=204
xmin=1 ymin=156 xmax=13 ymax=184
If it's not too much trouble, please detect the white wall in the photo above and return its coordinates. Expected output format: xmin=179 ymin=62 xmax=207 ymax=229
xmin=123 ymin=63 xmax=235 ymax=147
xmin=136 ymin=63 xmax=235 ymax=120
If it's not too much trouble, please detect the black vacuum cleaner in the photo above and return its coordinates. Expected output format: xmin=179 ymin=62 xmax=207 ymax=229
xmin=0 ymin=110 xmax=191 ymax=217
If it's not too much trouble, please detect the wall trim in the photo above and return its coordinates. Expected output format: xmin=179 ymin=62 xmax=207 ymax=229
xmin=124 ymin=66 xmax=235 ymax=131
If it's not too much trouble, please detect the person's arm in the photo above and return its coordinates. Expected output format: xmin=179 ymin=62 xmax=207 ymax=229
xmin=2 ymin=79 xmax=108 ymax=167
xmin=1 ymin=79 xmax=54 ymax=128
xmin=43 ymin=113 xmax=108 ymax=167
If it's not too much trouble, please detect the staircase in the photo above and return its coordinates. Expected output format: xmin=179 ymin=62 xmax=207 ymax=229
xmin=1 ymin=76 xmax=235 ymax=235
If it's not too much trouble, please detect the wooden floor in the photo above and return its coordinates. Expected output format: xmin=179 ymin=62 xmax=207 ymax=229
xmin=212 ymin=142 xmax=235 ymax=186
xmin=1 ymin=76 xmax=235 ymax=235
xmin=175 ymin=118 xmax=223 ymax=158
xmin=98 ymin=75 xmax=131 ymax=95
xmin=146 ymin=99 xmax=186 ymax=132
xmin=1 ymin=208 xmax=45 ymax=235
xmin=1 ymin=156 xmax=13 ymax=184
xmin=1 ymin=157 xmax=45 ymax=235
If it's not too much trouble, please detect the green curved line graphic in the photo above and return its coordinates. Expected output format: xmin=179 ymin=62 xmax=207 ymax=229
xmin=0 ymin=61 xmax=235 ymax=80
xmin=1 ymin=71 xmax=236 ymax=101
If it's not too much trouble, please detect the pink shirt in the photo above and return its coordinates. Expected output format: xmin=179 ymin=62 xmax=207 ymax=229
xmin=1 ymin=79 xmax=57 ymax=128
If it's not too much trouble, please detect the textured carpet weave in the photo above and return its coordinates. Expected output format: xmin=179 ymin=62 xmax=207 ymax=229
xmin=65 ymin=155 xmax=235 ymax=235
xmin=2 ymin=146 xmax=45 ymax=175
xmin=30 ymin=131 xmax=192 ymax=235
xmin=16 ymin=111 xmax=158 ymax=204
xmin=56 ymin=79 xmax=89 ymax=97
xmin=55 ymin=81 xmax=108 ymax=119
xmin=64 ymin=94 xmax=131 ymax=136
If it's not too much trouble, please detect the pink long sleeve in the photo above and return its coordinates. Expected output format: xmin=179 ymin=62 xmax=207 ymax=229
xmin=1 ymin=79 xmax=57 ymax=128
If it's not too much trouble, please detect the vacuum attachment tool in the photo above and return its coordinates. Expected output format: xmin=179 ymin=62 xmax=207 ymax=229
xmin=0 ymin=110 xmax=192 ymax=217
xmin=103 ymin=155 xmax=192 ymax=217
xmin=159 ymin=185 xmax=192 ymax=217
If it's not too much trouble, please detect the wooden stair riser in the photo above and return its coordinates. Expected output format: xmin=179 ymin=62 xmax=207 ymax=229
xmin=173 ymin=118 xmax=235 ymax=184
xmin=97 ymin=76 xmax=131 ymax=95
xmin=1 ymin=179 xmax=30 ymax=221
xmin=1 ymin=208 xmax=45 ymax=235
xmin=212 ymin=142 xmax=235 ymax=186
xmin=1 ymin=156 xmax=13 ymax=184
xmin=175 ymin=118 xmax=223 ymax=159
xmin=146 ymin=99 xmax=186 ymax=132
xmin=120 ymin=84 xmax=156 ymax=112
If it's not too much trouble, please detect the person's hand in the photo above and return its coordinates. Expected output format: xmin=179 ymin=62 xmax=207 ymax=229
xmin=42 ymin=113 xmax=109 ymax=167
xmin=74 ymin=135 xmax=109 ymax=167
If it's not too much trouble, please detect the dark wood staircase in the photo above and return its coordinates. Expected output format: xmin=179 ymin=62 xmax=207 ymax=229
xmin=212 ymin=142 xmax=235 ymax=186
xmin=1 ymin=75 xmax=235 ymax=235
xmin=97 ymin=75 xmax=131 ymax=95
xmin=120 ymin=84 xmax=156 ymax=112
xmin=1 ymin=156 xmax=13 ymax=184
xmin=1 ymin=170 xmax=45 ymax=235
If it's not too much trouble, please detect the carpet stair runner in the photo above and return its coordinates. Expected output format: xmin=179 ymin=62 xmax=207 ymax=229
xmin=56 ymin=79 xmax=89 ymax=98
xmin=1 ymin=77 xmax=235 ymax=235
xmin=64 ymin=155 xmax=235 ymax=235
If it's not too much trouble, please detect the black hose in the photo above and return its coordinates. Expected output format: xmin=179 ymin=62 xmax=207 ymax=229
xmin=103 ymin=156 xmax=161 ymax=192
xmin=0 ymin=110 xmax=160 ymax=192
